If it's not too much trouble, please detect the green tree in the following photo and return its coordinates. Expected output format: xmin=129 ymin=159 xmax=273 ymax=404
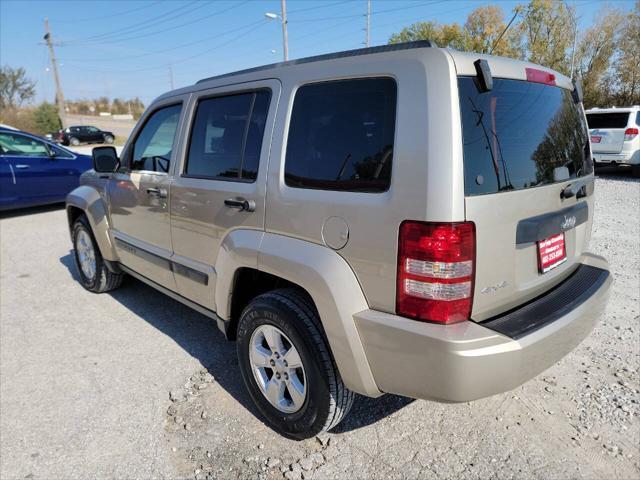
xmin=575 ymin=7 xmax=624 ymax=108
xmin=389 ymin=20 xmax=467 ymax=50
xmin=606 ymin=1 xmax=640 ymax=105
xmin=464 ymin=5 xmax=523 ymax=58
xmin=0 ymin=66 xmax=36 ymax=109
xmin=33 ymin=102 xmax=62 ymax=135
xmin=518 ymin=0 xmax=574 ymax=74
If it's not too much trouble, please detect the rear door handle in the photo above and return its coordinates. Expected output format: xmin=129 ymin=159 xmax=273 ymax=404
xmin=224 ymin=197 xmax=256 ymax=212
xmin=146 ymin=187 xmax=167 ymax=198
xmin=15 ymin=164 xmax=29 ymax=169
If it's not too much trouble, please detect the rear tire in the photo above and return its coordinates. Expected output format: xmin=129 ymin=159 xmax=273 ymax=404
xmin=69 ymin=137 xmax=80 ymax=146
xmin=72 ymin=215 xmax=123 ymax=293
xmin=237 ymin=288 xmax=354 ymax=439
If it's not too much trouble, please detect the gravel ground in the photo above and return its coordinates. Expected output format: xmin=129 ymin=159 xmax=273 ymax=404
xmin=1 ymin=173 xmax=638 ymax=479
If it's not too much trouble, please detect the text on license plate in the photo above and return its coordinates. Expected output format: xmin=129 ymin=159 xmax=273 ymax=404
xmin=537 ymin=233 xmax=567 ymax=273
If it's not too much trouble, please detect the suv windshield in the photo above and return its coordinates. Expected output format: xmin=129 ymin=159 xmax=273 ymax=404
xmin=585 ymin=112 xmax=630 ymax=129
xmin=459 ymin=77 xmax=592 ymax=196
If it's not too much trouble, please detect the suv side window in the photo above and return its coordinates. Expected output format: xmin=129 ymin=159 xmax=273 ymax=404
xmin=185 ymin=90 xmax=270 ymax=181
xmin=131 ymin=104 xmax=182 ymax=172
xmin=285 ymin=78 xmax=397 ymax=192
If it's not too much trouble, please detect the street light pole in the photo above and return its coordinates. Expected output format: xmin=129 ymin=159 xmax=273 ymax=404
xmin=281 ymin=0 xmax=289 ymax=61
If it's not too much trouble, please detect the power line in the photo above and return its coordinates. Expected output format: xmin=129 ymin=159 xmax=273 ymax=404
xmin=63 ymin=0 xmax=248 ymax=46
xmin=61 ymin=17 xmax=263 ymax=63
xmin=62 ymin=21 xmax=268 ymax=75
xmin=291 ymin=0 xmax=444 ymax=23
xmin=59 ymin=1 xmax=202 ymax=45
xmin=49 ymin=1 xmax=162 ymax=24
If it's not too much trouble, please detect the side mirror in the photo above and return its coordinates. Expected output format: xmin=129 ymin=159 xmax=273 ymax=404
xmin=93 ymin=146 xmax=119 ymax=173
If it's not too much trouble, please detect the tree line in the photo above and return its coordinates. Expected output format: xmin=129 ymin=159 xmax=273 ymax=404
xmin=389 ymin=0 xmax=639 ymax=108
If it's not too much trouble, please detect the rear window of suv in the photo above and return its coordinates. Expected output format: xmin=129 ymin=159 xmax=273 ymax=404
xmin=459 ymin=77 xmax=592 ymax=196
xmin=585 ymin=112 xmax=631 ymax=129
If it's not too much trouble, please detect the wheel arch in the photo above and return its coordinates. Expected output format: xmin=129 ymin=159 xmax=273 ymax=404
xmin=215 ymin=229 xmax=381 ymax=397
xmin=66 ymin=186 xmax=117 ymax=261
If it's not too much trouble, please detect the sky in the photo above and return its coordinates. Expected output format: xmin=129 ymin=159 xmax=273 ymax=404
xmin=0 ymin=0 xmax=635 ymax=106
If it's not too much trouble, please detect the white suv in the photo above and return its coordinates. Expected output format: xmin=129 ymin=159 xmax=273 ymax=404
xmin=586 ymin=106 xmax=640 ymax=176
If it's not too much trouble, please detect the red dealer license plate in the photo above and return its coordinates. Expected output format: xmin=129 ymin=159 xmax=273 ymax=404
xmin=591 ymin=135 xmax=601 ymax=143
xmin=537 ymin=233 xmax=567 ymax=273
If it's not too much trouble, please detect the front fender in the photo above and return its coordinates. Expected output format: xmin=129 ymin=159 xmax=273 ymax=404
xmin=66 ymin=186 xmax=117 ymax=261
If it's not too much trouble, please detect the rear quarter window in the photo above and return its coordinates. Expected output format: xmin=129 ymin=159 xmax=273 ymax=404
xmin=284 ymin=77 xmax=397 ymax=193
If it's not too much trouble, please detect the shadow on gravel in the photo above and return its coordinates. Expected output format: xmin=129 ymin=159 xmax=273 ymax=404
xmin=59 ymin=252 xmax=412 ymax=435
xmin=0 ymin=202 xmax=65 ymax=219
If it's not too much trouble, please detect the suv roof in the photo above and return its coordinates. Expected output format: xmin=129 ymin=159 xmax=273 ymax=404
xmin=195 ymin=40 xmax=436 ymax=85
xmin=153 ymin=41 xmax=573 ymax=104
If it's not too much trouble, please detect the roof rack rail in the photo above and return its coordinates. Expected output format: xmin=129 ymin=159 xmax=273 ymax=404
xmin=196 ymin=40 xmax=436 ymax=85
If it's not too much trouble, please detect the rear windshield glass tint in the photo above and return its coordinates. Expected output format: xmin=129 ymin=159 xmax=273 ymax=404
xmin=458 ymin=77 xmax=592 ymax=196
xmin=586 ymin=112 xmax=631 ymax=129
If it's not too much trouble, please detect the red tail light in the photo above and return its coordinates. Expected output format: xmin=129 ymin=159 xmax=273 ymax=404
xmin=525 ymin=68 xmax=556 ymax=86
xmin=624 ymin=128 xmax=639 ymax=141
xmin=396 ymin=221 xmax=475 ymax=324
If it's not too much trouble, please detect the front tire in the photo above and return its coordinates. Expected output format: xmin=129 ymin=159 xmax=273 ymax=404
xmin=72 ymin=215 xmax=123 ymax=293
xmin=632 ymin=165 xmax=640 ymax=178
xmin=103 ymin=134 xmax=114 ymax=144
xmin=237 ymin=288 xmax=354 ymax=439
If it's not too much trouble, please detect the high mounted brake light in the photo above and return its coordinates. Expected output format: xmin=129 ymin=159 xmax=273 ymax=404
xmin=624 ymin=128 xmax=639 ymax=141
xmin=525 ymin=68 xmax=556 ymax=86
xmin=396 ymin=221 xmax=475 ymax=324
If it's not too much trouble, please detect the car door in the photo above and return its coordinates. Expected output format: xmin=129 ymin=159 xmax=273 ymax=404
xmin=169 ymin=80 xmax=279 ymax=310
xmin=0 ymin=155 xmax=18 ymax=209
xmin=107 ymin=97 xmax=186 ymax=290
xmin=86 ymin=126 xmax=103 ymax=143
xmin=0 ymin=131 xmax=58 ymax=205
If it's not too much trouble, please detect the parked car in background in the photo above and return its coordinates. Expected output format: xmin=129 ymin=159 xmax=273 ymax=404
xmin=56 ymin=126 xmax=115 ymax=146
xmin=586 ymin=106 xmax=640 ymax=176
xmin=0 ymin=127 xmax=93 ymax=211
xmin=66 ymin=42 xmax=610 ymax=438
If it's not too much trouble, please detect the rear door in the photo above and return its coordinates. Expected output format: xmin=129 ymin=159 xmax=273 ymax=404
xmin=458 ymin=76 xmax=594 ymax=321
xmin=586 ymin=111 xmax=630 ymax=154
xmin=169 ymin=80 xmax=279 ymax=310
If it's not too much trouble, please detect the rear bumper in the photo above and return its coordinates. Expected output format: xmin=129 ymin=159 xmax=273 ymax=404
xmin=354 ymin=254 xmax=611 ymax=402
xmin=593 ymin=150 xmax=639 ymax=165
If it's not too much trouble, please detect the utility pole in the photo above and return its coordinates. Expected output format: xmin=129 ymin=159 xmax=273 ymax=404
xmin=365 ymin=0 xmax=371 ymax=47
xmin=281 ymin=0 xmax=289 ymax=61
xmin=43 ymin=18 xmax=66 ymax=127
xmin=168 ymin=64 xmax=175 ymax=89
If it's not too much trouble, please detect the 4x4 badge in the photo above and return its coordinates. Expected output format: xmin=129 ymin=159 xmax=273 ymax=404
xmin=481 ymin=280 xmax=508 ymax=294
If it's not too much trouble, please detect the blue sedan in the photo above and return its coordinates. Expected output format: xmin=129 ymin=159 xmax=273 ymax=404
xmin=0 ymin=128 xmax=93 ymax=211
